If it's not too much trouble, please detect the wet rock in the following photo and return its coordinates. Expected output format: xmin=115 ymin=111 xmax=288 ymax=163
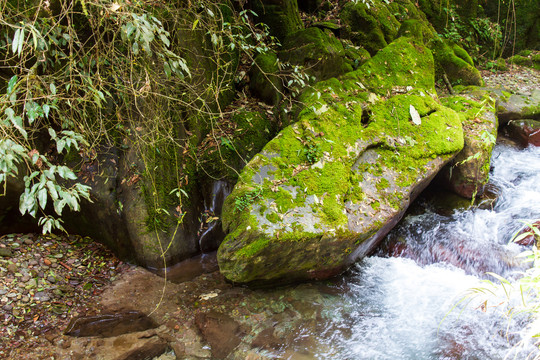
xmin=514 ymin=221 xmax=540 ymax=246
xmin=497 ymin=89 xmax=540 ymax=125
xmin=195 ymin=310 xmax=248 ymax=359
xmin=252 ymin=327 xmax=283 ymax=350
xmin=438 ymin=91 xmax=498 ymax=198
xmin=504 ymin=119 xmax=540 ymax=147
xmin=64 ymin=310 xmax=158 ymax=338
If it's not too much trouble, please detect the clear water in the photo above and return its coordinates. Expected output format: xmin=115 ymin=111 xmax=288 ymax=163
xmin=310 ymin=145 xmax=540 ymax=360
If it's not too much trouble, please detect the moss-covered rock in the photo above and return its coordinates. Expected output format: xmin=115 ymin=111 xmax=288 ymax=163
xmin=250 ymin=0 xmax=304 ymax=41
xmin=249 ymin=51 xmax=283 ymax=105
xmin=430 ymin=38 xmax=484 ymax=86
xmin=438 ymin=91 xmax=498 ymax=198
xmin=217 ymin=37 xmax=464 ymax=285
xmin=494 ymin=88 xmax=540 ymax=125
xmin=339 ymin=0 xmax=401 ymax=55
xmin=279 ymin=27 xmax=353 ymax=82
xmin=198 ymin=110 xmax=277 ymax=181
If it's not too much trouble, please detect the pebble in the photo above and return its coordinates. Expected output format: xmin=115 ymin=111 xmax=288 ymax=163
xmin=7 ymin=263 xmax=18 ymax=273
xmin=21 ymin=275 xmax=30 ymax=283
xmin=23 ymin=239 xmax=33 ymax=245
xmin=43 ymin=259 xmax=52 ymax=266
xmin=21 ymin=296 xmax=30 ymax=303
xmin=28 ymin=260 xmax=38 ymax=266
xmin=2 ymin=304 xmax=13 ymax=311
xmin=0 ymin=289 xmax=6 ymax=295
xmin=47 ymin=276 xmax=57 ymax=284
xmin=34 ymin=291 xmax=51 ymax=302
xmin=7 ymin=293 xmax=17 ymax=298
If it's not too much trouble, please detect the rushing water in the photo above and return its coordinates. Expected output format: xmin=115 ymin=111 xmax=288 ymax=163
xmin=304 ymin=144 xmax=540 ymax=360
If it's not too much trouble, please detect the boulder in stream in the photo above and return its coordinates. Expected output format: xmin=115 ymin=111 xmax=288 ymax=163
xmin=218 ymin=37 xmax=464 ymax=285
xmin=438 ymin=91 xmax=498 ymax=198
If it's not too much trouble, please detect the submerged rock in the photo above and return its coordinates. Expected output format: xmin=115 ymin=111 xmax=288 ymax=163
xmin=64 ymin=310 xmax=158 ymax=338
xmin=218 ymin=37 xmax=464 ymax=285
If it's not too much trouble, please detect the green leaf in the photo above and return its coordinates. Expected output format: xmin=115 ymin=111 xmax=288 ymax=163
xmin=56 ymin=139 xmax=66 ymax=153
xmin=7 ymin=75 xmax=17 ymax=94
xmin=50 ymin=83 xmax=57 ymax=95
xmin=159 ymin=34 xmax=170 ymax=47
xmin=48 ymin=128 xmax=56 ymax=139
xmin=12 ymin=28 xmax=21 ymax=55
xmin=132 ymin=41 xmax=139 ymax=55
xmin=43 ymin=104 xmax=50 ymax=118
xmin=37 ymin=188 xmax=47 ymax=209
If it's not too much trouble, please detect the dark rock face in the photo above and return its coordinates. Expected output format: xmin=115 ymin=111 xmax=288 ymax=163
xmin=250 ymin=0 xmax=304 ymax=41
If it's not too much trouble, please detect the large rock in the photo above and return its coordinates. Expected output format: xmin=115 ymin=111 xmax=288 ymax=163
xmin=279 ymin=27 xmax=353 ymax=82
xmin=217 ymin=37 xmax=464 ymax=285
xmin=438 ymin=91 xmax=498 ymax=198
xmin=496 ymin=89 xmax=540 ymax=124
xmin=250 ymin=0 xmax=304 ymax=41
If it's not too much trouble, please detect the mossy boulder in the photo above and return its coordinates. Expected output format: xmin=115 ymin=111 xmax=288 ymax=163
xmin=339 ymin=0 xmax=401 ymax=55
xmin=249 ymin=51 xmax=283 ymax=105
xmin=279 ymin=27 xmax=353 ymax=82
xmin=250 ymin=0 xmax=304 ymax=41
xmin=494 ymin=88 xmax=540 ymax=125
xmin=217 ymin=37 xmax=464 ymax=285
xmin=438 ymin=91 xmax=498 ymax=198
xmin=198 ymin=110 xmax=277 ymax=181
xmin=431 ymin=38 xmax=484 ymax=86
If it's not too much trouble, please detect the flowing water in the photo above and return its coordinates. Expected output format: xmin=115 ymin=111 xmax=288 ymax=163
xmin=300 ymin=144 xmax=540 ymax=360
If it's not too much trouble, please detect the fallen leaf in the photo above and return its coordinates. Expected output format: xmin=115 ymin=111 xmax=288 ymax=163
xmin=410 ymin=105 xmax=421 ymax=125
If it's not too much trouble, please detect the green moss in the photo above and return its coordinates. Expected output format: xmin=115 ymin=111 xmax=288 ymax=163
xmin=340 ymin=0 xmax=400 ymax=54
xmin=321 ymin=195 xmax=347 ymax=227
xmin=280 ymin=27 xmax=352 ymax=81
xmin=430 ymin=38 xmax=483 ymax=86
xmin=266 ymin=212 xmax=280 ymax=223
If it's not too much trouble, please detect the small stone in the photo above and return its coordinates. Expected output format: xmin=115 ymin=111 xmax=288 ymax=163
xmin=43 ymin=259 xmax=52 ymax=266
xmin=7 ymin=263 xmax=17 ymax=273
xmin=47 ymin=276 xmax=57 ymax=284
xmin=7 ymin=293 xmax=17 ymax=298
xmin=23 ymin=238 xmax=34 ymax=245
xmin=0 ymin=248 xmax=12 ymax=258
xmin=21 ymin=296 xmax=30 ymax=303
xmin=21 ymin=275 xmax=30 ymax=283
xmin=51 ymin=263 xmax=58 ymax=268
xmin=28 ymin=260 xmax=38 ymax=266
xmin=34 ymin=291 xmax=50 ymax=302
xmin=2 ymin=304 xmax=13 ymax=311
xmin=12 ymin=309 xmax=20 ymax=317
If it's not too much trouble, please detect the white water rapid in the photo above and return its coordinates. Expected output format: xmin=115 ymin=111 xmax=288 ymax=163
xmin=312 ymin=144 xmax=540 ymax=360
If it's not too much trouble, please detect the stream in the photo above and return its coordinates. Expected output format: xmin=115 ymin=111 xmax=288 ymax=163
xmin=156 ymin=143 xmax=540 ymax=360
xmin=296 ymin=143 xmax=540 ymax=359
